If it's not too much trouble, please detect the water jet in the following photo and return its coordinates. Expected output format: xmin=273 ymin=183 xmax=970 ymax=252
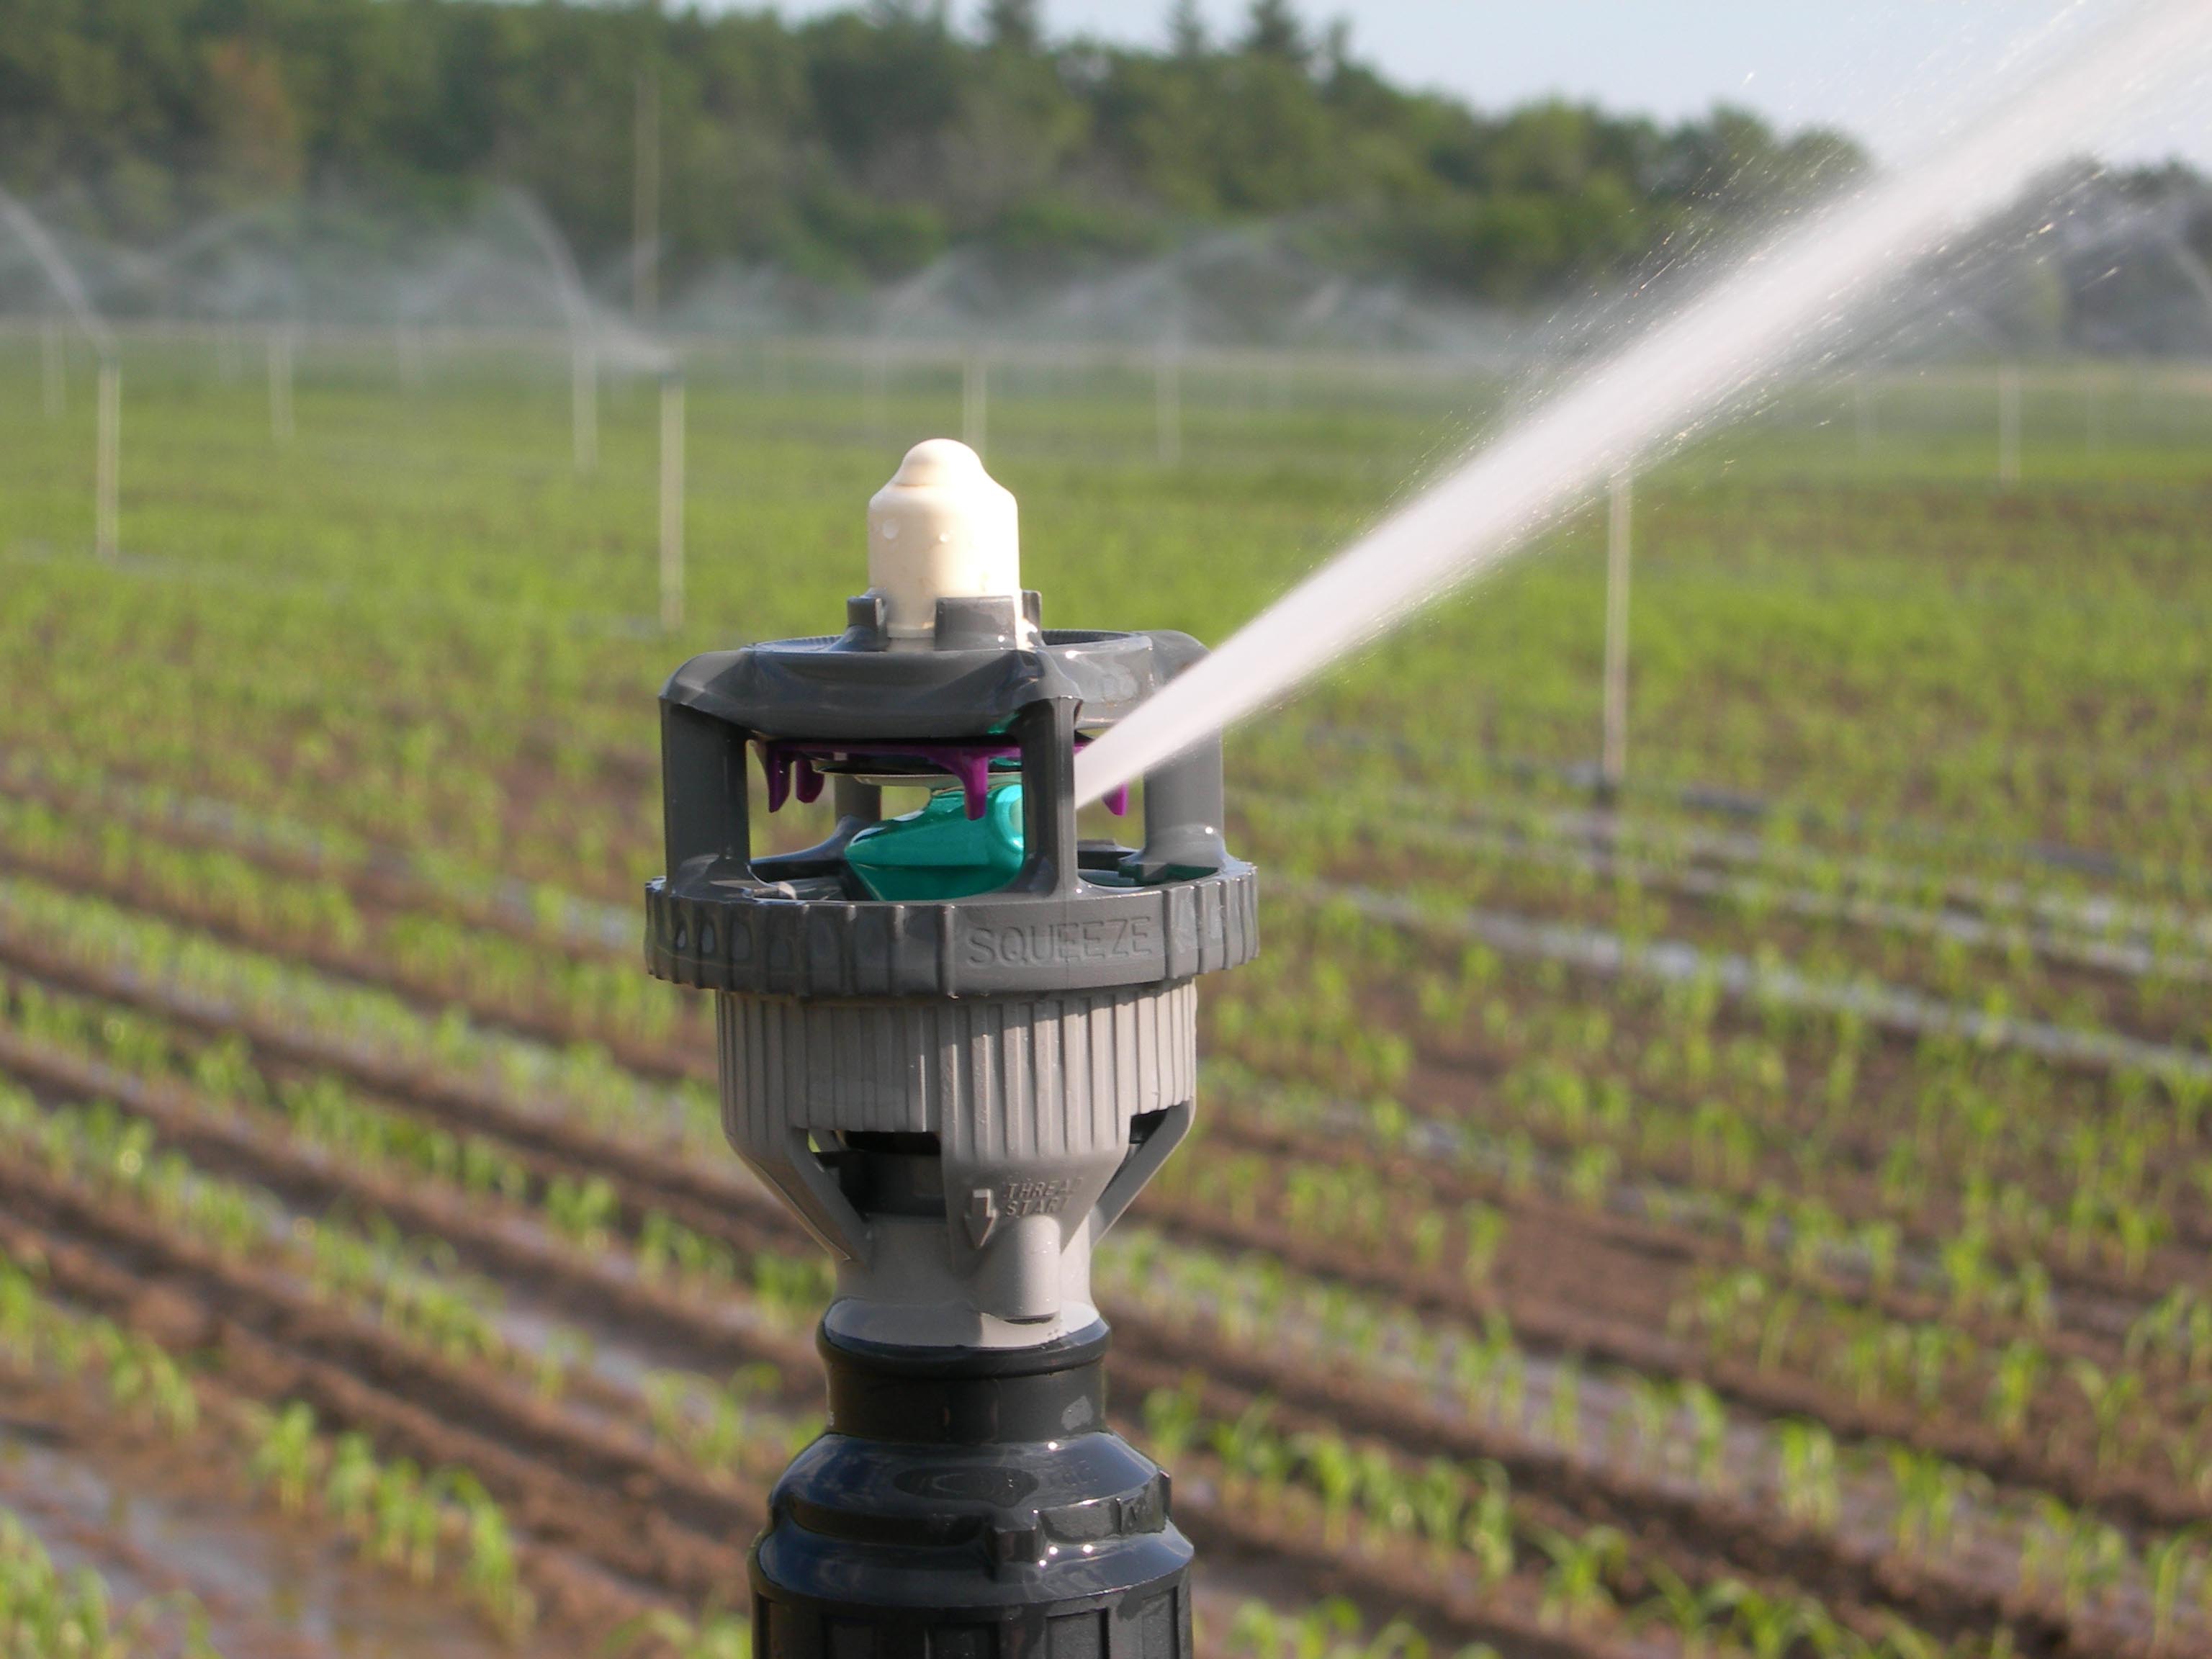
xmin=1073 ymin=0 xmax=2212 ymax=809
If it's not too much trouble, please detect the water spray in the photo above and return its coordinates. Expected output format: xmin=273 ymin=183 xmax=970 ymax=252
xmin=502 ymin=190 xmax=601 ymax=476
xmin=1072 ymin=0 xmax=2212 ymax=809
xmin=645 ymin=437 xmax=1254 ymax=1649
xmin=0 ymin=184 xmax=120 ymax=561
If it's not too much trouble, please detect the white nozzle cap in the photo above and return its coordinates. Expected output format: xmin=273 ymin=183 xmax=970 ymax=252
xmin=867 ymin=439 xmax=1025 ymax=641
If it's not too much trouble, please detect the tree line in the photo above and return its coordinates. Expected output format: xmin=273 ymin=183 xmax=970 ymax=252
xmin=0 ymin=0 xmax=1868 ymax=302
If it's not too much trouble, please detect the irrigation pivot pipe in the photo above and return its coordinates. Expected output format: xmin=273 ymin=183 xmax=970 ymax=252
xmin=633 ymin=63 xmax=661 ymax=325
xmin=94 ymin=358 xmax=120 ymax=563
xmin=963 ymin=349 xmax=988 ymax=457
xmin=644 ymin=439 xmax=1255 ymax=1651
xmin=864 ymin=346 xmax=889 ymax=434
xmin=659 ymin=370 xmax=685 ymax=632
xmin=42 ymin=319 xmax=62 ymax=419
xmin=269 ymin=328 xmax=295 ymax=445
xmin=1998 ymin=362 xmax=2022 ymax=488
xmin=1156 ymin=349 xmax=1182 ymax=468
xmin=1600 ymin=469 xmax=1632 ymax=797
xmin=572 ymin=339 xmax=598 ymax=475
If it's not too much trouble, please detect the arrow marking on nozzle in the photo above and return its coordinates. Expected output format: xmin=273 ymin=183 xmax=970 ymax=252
xmin=966 ymin=1187 xmax=999 ymax=1248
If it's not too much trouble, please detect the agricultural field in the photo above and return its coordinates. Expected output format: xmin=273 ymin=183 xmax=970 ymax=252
xmin=1 ymin=328 xmax=2211 ymax=1657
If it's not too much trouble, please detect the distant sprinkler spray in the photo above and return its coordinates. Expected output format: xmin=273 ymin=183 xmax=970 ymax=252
xmin=0 ymin=186 xmax=109 ymax=359
xmin=644 ymin=439 xmax=1254 ymax=1650
xmin=1074 ymin=0 xmax=2212 ymax=807
xmin=0 ymin=184 xmax=120 ymax=562
xmin=502 ymin=191 xmax=601 ymax=475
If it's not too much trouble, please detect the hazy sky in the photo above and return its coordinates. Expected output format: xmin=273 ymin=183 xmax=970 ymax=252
xmin=758 ymin=0 xmax=2212 ymax=167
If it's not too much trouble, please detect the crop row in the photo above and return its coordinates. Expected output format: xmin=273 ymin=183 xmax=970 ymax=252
xmin=0 ymin=1076 xmax=819 ymax=1473
xmin=0 ymin=908 xmax=2074 ymax=1653
xmin=0 ymin=1088 xmax=798 ymax=1627
xmin=1221 ymin=896 xmax=2211 ymax=1288
xmin=1237 ymin=790 xmax=2211 ymax=1053
xmin=0 ymin=938 xmax=2194 ymax=1659
xmin=12 ymin=783 xmax=2206 ymax=1336
xmin=13 ymin=791 xmax=2212 ymax=1654
xmin=13 ymin=753 xmax=2201 ymax=1280
xmin=0 ymin=1503 xmax=220 ymax=1659
xmin=20 ymin=759 xmax=2203 ymax=1427
xmin=1102 ymin=1228 xmax=2212 ymax=1653
xmin=1280 ymin=739 xmax=2212 ymax=949
xmin=0 ymin=1058 xmax=1795 ymax=1656
xmin=20 ymin=742 xmax=2210 ymax=1054
xmin=9 ymin=858 xmax=2194 ymax=1548
xmin=9 ymin=836 xmax=2203 ymax=1565
xmin=0 ymin=973 xmax=1639 ymax=1644
xmin=9 ymin=462 xmax=2211 ymax=887
xmin=13 ymin=863 xmax=2212 ymax=1592
xmin=0 ymin=1246 xmax=601 ymax=1652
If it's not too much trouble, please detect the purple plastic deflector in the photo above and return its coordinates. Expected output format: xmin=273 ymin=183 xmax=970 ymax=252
xmin=760 ymin=739 xmax=1130 ymax=821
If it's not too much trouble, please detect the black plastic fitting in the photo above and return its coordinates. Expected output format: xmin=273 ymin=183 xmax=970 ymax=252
xmin=751 ymin=1325 xmax=1194 ymax=1658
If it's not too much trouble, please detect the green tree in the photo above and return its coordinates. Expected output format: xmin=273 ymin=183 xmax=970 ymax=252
xmin=1166 ymin=0 xmax=1206 ymax=58
xmin=0 ymin=0 xmax=1871 ymax=297
xmin=981 ymin=0 xmax=1040 ymax=51
xmin=1241 ymin=0 xmax=1308 ymax=65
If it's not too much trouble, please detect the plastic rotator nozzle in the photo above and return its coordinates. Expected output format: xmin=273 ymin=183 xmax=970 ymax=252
xmin=644 ymin=439 xmax=1255 ymax=1655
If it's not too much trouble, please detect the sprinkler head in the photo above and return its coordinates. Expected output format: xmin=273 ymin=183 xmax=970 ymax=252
xmin=645 ymin=440 xmax=1256 ymax=1653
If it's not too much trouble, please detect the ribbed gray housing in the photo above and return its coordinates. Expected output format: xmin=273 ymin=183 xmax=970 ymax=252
xmin=715 ymin=982 xmax=1198 ymax=1339
xmin=647 ymin=866 xmax=1257 ymax=998
xmin=718 ymin=983 xmax=1196 ymax=1159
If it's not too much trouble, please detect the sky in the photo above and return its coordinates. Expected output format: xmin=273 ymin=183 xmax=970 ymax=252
xmin=757 ymin=0 xmax=2212 ymax=168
